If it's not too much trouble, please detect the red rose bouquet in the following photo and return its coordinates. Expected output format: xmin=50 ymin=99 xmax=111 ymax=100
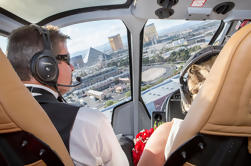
xmin=132 ymin=128 xmax=154 ymax=166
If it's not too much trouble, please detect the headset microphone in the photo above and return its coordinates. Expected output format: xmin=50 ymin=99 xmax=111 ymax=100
xmin=57 ymin=77 xmax=82 ymax=87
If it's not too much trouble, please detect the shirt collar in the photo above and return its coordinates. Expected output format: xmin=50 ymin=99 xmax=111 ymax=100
xmin=25 ymin=84 xmax=59 ymax=98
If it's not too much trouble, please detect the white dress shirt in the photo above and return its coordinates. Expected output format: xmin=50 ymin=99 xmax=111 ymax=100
xmin=25 ymin=84 xmax=129 ymax=166
xmin=164 ymin=118 xmax=183 ymax=160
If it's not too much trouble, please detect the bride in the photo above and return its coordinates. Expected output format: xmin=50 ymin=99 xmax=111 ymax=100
xmin=137 ymin=46 xmax=221 ymax=166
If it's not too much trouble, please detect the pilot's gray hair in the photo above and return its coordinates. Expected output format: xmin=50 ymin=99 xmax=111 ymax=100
xmin=7 ymin=25 xmax=69 ymax=81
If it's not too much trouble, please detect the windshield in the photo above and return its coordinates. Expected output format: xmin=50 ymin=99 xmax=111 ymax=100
xmin=141 ymin=19 xmax=221 ymax=115
xmin=61 ymin=20 xmax=131 ymax=120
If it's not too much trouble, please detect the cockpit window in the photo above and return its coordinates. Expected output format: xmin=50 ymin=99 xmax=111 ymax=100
xmin=61 ymin=20 xmax=131 ymax=120
xmin=0 ymin=36 xmax=7 ymax=54
xmin=141 ymin=19 xmax=221 ymax=115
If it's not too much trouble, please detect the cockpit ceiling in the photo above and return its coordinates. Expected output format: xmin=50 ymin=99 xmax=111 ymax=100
xmin=1 ymin=0 xmax=251 ymax=24
xmin=0 ymin=0 xmax=129 ymax=23
xmin=133 ymin=0 xmax=251 ymax=21
xmin=1 ymin=0 xmax=251 ymax=35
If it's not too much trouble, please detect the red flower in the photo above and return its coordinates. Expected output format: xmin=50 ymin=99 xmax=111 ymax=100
xmin=132 ymin=128 xmax=154 ymax=166
xmin=135 ymin=131 xmax=143 ymax=139
xmin=132 ymin=150 xmax=140 ymax=165
xmin=148 ymin=128 xmax=154 ymax=135
xmin=135 ymin=141 xmax=145 ymax=153
xmin=141 ymin=130 xmax=149 ymax=140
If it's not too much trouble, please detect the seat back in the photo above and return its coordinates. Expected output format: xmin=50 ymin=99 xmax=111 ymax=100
xmin=0 ymin=49 xmax=74 ymax=165
xmin=167 ymin=23 xmax=251 ymax=158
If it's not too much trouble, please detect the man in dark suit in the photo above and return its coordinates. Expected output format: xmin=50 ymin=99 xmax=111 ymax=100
xmin=7 ymin=24 xmax=129 ymax=166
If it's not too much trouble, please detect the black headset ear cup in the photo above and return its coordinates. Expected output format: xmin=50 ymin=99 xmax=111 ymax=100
xmin=30 ymin=25 xmax=59 ymax=86
xmin=30 ymin=51 xmax=59 ymax=85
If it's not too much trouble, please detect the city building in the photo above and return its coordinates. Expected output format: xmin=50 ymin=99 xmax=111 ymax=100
xmin=119 ymin=77 xmax=130 ymax=84
xmin=83 ymin=47 xmax=109 ymax=67
xmin=108 ymin=34 xmax=124 ymax=51
xmin=80 ymin=67 xmax=120 ymax=88
xmin=142 ymin=75 xmax=180 ymax=115
xmin=86 ymin=89 xmax=105 ymax=100
xmin=115 ymin=85 xmax=128 ymax=93
xmin=71 ymin=55 xmax=84 ymax=69
xmin=144 ymin=23 xmax=158 ymax=45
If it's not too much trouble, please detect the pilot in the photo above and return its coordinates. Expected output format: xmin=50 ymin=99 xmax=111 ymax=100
xmin=137 ymin=46 xmax=220 ymax=166
xmin=7 ymin=24 xmax=129 ymax=166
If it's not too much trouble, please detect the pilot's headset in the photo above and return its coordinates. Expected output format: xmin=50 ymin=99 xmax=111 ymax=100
xmin=179 ymin=45 xmax=222 ymax=112
xmin=30 ymin=25 xmax=59 ymax=87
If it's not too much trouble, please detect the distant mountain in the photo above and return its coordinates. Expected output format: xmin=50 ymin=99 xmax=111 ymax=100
xmin=71 ymin=49 xmax=88 ymax=58
xmin=95 ymin=43 xmax=111 ymax=53
xmin=158 ymin=21 xmax=218 ymax=36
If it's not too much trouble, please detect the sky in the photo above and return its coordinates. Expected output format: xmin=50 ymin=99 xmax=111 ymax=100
xmin=61 ymin=20 xmax=128 ymax=55
xmin=0 ymin=19 xmax=207 ymax=55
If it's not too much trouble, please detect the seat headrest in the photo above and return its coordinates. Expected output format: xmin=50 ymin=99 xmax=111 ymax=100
xmin=0 ymin=49 xmax=73 ymax=165
xmin=168 ymin=23 xmax=251 ymax=156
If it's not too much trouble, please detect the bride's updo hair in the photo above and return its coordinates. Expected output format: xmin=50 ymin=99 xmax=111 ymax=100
xmin=179 ymin=46 xmax=222 ymax=112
